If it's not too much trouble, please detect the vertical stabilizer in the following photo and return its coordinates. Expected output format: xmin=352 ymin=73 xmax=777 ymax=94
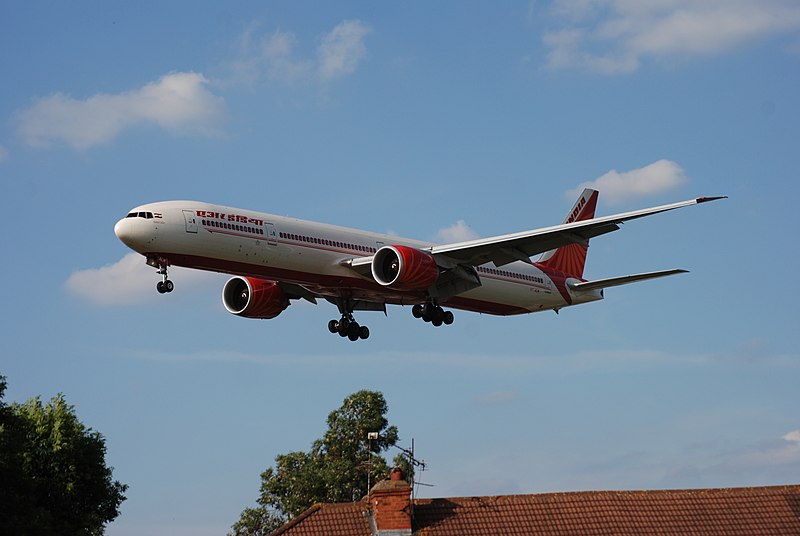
xmin=538 ymin=189 xmax=598 ymax=278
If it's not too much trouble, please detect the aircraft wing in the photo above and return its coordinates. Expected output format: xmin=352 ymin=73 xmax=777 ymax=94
xmin=344 ymin=195 xmax=724 ymax=276
xmin=428 ymin=196 xmax=725 ymax=267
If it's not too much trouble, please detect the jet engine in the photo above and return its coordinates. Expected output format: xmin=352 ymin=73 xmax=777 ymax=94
xmin=222 ymin=277 xmax=289 ymax=319
xmin=371 ymin=245 xmax=439 ymax=290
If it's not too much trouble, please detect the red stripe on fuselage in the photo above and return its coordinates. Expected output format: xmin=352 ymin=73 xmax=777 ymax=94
xmin=144 ymin=251 xmax=533 ymax=316
xmin=534 ymin=262 xmax=576 ymax=305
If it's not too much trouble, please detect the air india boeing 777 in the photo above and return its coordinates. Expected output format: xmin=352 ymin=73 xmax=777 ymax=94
xmin=114 ymin=190 xmax=723 ymax=341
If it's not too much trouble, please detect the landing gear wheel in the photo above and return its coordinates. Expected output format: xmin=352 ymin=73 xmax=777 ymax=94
xmin=336 ymin=317 xmax=349 ymax=337
xmin=443 ymin=310 xmax=454 ymax=325
xmin=347 ymin=322 xmax=361 ymax=341
xmin=347 ymin=322 xmax=361 ymax=339
xmin=329 ymin=301 xmax=370 ymax=341
xmin=415 ymin=300 xmax=454 ymax=328
xmin=154 ymin=260 xmax=174 ymax=294
xmin=431 ymin=306 xmax=445 ymax=326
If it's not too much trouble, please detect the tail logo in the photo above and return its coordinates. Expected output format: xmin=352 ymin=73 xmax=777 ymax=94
xmin=567 ymin=197 xmax=587 ymax=223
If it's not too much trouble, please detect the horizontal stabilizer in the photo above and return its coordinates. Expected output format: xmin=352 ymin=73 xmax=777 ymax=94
xmin=569 ymin=269 xmax=688 ymax=292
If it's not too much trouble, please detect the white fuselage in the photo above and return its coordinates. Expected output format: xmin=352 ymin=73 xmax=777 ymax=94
xmin=114 ymin=201 xmax=602 ymax=316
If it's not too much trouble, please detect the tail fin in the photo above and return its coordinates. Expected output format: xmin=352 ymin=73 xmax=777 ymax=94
xmin=538 ymin=188 xmax=598 ymax=278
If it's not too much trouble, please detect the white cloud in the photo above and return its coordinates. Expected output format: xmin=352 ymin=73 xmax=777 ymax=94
xmin=65 ymin=253 xmax=224 ymax=306
xmin=433 ymin=220 xmax=480 ymax=244
xmin=16 ymin=72 xmax=226 ymax=150
xmin=566 ymin=159 xmax=687 ymax=204
xmin=228 ymin=24 xmax=313 ymax=85
xmin=783 ymin=430 xmax=800 ymax=443
xmin=0 ymin=145 xmax=8 ymax=162
xmin=226 ymin=19 xmax=371 ymax=86
xmin=317 ymin=20 xmax=372 ymax=81
xmin=543 ymin=0 xmax=800 ymax=74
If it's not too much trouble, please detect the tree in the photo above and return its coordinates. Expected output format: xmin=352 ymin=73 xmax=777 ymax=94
xmin=230 ymin=390 xmax=409 ymax=535
xmin=0 ymin=374 xmax=127 ymax=535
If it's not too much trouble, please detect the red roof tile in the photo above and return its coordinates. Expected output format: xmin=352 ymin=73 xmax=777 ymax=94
xmin=413 ymin=486 xmax=800 ymax=535
xmin=270 ymin=502 xmax=371 ymax=536
xmin=272 ymin=485 xmax=800 ymax=535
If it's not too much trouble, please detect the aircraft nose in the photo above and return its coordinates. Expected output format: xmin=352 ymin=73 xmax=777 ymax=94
xmin=114 ymin=218 xmax=137 ymax=248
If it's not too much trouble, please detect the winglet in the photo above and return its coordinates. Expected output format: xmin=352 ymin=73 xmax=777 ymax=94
xmin=696 ymin=196 xmax=727 ymax=203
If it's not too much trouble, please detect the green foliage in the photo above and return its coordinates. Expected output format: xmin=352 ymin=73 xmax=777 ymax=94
xmin=229 ymin=506 xmax=285 ymax=536
xmin=230 ymin=390 xmax=402 ymax=535
xmin=0 ymin=375 xmax=127 ymax=536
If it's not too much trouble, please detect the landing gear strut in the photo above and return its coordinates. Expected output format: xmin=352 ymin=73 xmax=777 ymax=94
xmin=327 ymin=300 xmax=370 ymax=341
xmin=155 ymin=261 xmax=174 ymax=294
xmin=412 ymin=301 xmax=454 ymax=327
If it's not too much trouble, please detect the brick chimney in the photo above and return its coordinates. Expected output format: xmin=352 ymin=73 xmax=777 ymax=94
xmin=368 ymin=467 xmax=412 ymax=536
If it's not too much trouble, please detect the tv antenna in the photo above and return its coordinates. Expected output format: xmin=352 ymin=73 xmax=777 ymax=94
xmin=394 ymin=438 xmax=433 ymax=498
xmin=365 ymin=434 xmax=433 ymax=500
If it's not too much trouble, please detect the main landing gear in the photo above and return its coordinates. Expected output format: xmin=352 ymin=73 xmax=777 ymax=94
xmin=412 ymin=302 xmax=454 ymax=327
xmin=327 ymin=299 xmax=370 ymax=342
xmin=155 ymin=262 xmax=174 ymax=294
xmin=328 ymin=314 xmax=370 ymax=342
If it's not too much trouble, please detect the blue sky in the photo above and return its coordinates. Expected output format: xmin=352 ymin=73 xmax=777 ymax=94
xmin=2 ymin=1 xmax=799 ymax=534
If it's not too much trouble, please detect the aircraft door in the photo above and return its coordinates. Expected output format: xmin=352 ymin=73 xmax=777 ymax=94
xmin=265 ymin=223 xmax=277 ymax=245
xmin=183 ymin=210 xmax=198 ymax=233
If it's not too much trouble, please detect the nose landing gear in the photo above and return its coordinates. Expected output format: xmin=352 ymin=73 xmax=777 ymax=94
xmin=154 ymin=260 xmax=174 ymax=294
xmin=412 ymin=302 xmax=454 ymax=327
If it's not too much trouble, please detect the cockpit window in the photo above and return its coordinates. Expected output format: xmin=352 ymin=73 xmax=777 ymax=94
xmin=126 ymin=211 xmax=155 ymax=219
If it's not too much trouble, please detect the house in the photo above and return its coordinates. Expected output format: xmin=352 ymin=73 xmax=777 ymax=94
xmin=271 ymin=468 xmax=800 ymax=535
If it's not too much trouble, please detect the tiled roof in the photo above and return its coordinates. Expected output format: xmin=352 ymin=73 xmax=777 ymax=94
xmin=270 ymin=502 xmax=370 ymax=536
xmin=272 ymin=484 xmax=800 ymax=536
xmin=413 ymin=486 xmax=800 ymax=535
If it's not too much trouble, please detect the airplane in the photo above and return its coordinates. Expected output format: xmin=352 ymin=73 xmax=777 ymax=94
xmin=114 ymin=190 xmax=724 ymax=341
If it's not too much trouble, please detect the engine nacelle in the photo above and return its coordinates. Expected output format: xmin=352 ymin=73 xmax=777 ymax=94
xmin=371 ymin=245 xmax=439 ymax=290
xmin=222 ymin=277 xmax=289 ymax=319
